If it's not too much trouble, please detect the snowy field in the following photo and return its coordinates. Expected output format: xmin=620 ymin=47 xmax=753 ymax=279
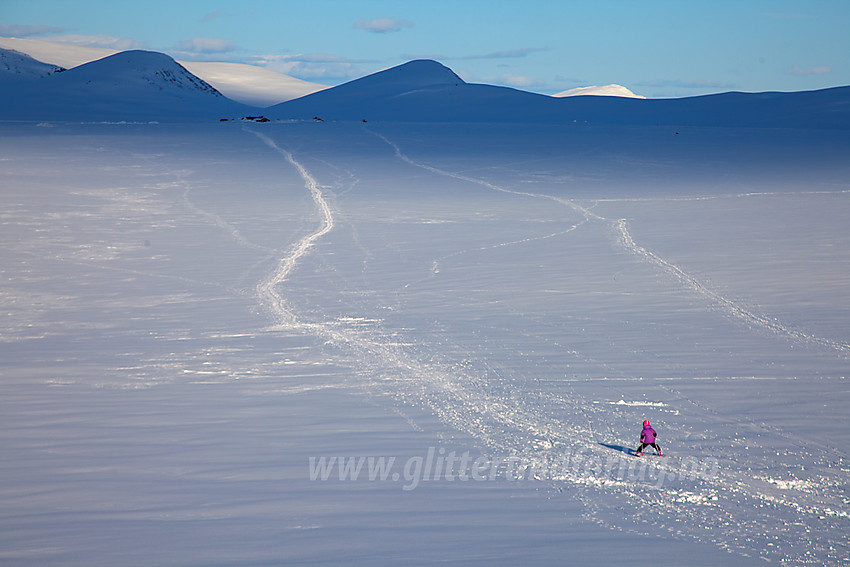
xmin=1 ymin=120 xmax=849 ymax=566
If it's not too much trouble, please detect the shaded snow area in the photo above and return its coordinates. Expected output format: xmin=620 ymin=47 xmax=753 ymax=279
xmin=1 ymin=121 xmax=849 ymax=566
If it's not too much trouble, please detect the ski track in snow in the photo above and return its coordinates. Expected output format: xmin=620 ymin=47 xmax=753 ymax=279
xmin=179 ymin=175 xmax=276 ymax=255
xmin=248 ymin=129 xmax=334 ymax=327
xmin=366 ymin=130 xmax=850 ymax=566
xmin=612 ymin=217 xmax=850 ymax=356
xmin=239 ymin=127 xmax=849 ymax=565
xmin=176 ymin=169 xmax=284 ymax=292
xmin=373 ymin=131 xmax=850 ymax=357
xmin=429 ymin=223 xmax=585 ymax=276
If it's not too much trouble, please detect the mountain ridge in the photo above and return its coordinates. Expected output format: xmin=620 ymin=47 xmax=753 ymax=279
xmin=62 ymin=50 xmax=223 ymax=96
xmin=0 ymin=36 xmax=329 ymax=106
xmin=0 ymin=48 xmax=252 ymax=122
xmin=0 ymin=47 xmax=64 ymax=78
xmin=271 ymin=59 xmax=850 ymax=129
xmin=1 ymin=49 xmax=848 ymax=128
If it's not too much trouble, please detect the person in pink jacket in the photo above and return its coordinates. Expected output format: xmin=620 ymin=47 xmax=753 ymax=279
xmin=635 ymin=420 xmax=662 ymax=456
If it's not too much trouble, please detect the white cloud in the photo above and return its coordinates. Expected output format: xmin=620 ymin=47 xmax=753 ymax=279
xmin=482 ymin=73 xmax=538 ymax=88
xmin=177 ymin=37 xmax=237 ymax=54
xmin=460 ymin=47 xmax=549 ymax=60
xmin=353 ymin=17 xmax=413 ymax=33
xmin=201 ymin=11 xmax=220 ymax=23
xmin=0 ymin=24 xmax=64 ymax=37
xmin=255 ymin=53 xmax=369 ymax=83
xmin=785 ymin=65 xmax=832 ymax=76
xmin=636 ymin=79 xmax=736 ymax=90
xmin=45 ymin=34 xmax=146 ymax=50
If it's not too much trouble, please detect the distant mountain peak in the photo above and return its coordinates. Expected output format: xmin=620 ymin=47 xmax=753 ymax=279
xmin=345 ymin=59 xmax=465 ymax=91
xmin=66 ymin=50 xmax=222 ymax=97
xmin=553 ymin=84 xmax=645 ymax=99
xmin=270 ymin=57 xmax=850 ymax=128
xmin=0 ymin=36 xmax=329 ymax=106
xmin=0 ymin=48 xmax=249 ymax=122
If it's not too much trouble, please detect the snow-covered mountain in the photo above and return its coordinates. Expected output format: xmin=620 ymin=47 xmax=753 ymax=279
xmin=179 ymin=61 xmax=329 ymax=107
xmin=60 ymin=50 xmax=222 ymax=96
xmin=0 ymin=36 xmax=328 ymax=106
xmin=0 ymin=47 xmax=64 ymax=78
xmin=553 ymin=84 xmax=645 ymax=99
xmin=0 ymin=49 xmax=253 ymax=121
xmin=270 ymin=59 xmax=850 ymax=129
xmin=2 ymin=48 xmax=849 ymax=128
xmin=0 ymin=36 xmax=112 ymax=70
xmin=268 ymin=59 xmax=560 ymax=123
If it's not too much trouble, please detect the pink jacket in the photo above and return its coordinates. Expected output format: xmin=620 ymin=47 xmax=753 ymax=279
xmin=641 ymin=424 xmax=657 ymax=444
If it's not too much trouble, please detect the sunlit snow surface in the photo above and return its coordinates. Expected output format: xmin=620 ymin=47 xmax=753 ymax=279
xmin=1 ymin=121 xmax=849 ymax=566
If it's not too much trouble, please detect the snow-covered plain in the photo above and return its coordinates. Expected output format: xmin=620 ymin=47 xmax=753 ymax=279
xmin=2 ymin=57 xmax=850 ymax=566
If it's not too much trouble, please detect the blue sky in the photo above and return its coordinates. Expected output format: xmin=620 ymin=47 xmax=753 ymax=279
xmin=1 ymin=0 xmax=848 ymax=97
